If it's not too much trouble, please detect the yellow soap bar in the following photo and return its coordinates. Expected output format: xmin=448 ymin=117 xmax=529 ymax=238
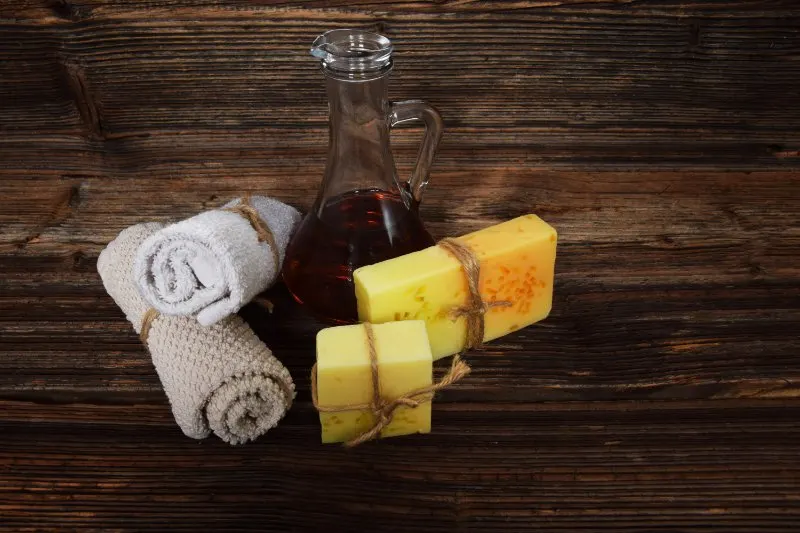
xmin=354 ymin=214 xmax=557 ymax=360
xmin=316 ymin=321 xmax=433 ymax=444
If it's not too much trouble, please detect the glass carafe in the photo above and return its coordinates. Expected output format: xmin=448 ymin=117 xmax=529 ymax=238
xmin=283 ymin=29 xmax=443 ymax=324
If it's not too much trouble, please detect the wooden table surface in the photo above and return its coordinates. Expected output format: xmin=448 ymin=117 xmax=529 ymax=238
xmin=2 ymin=1 xmax=800 ymax=531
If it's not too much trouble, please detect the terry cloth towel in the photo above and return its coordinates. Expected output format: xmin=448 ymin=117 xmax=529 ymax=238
xmin=99 ymin=222 xmax=295 ymax=445
xmin=133 ymin=196 xmax=301 ymax=326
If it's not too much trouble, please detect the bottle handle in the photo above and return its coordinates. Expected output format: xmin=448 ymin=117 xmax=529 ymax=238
xmin=389 ymin=100 xmax=443 ymax=204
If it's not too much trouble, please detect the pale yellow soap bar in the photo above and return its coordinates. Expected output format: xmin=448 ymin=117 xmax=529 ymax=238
xmin=316 ymin=321 xmax=433 ymax=444
xmin=354 ymin=214 xmax=557 ymax=360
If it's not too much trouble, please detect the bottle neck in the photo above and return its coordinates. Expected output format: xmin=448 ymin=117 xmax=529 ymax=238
xmin=320 ymin=73 xmax=397 ymax=204
xmin=325 ymin=72 xmax=390 ymax=118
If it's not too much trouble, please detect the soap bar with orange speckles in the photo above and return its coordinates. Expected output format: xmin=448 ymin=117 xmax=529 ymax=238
xmin=354 ymin=215 xmax=557 ymax=360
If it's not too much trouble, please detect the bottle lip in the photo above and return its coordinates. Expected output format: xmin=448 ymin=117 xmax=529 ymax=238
xmin=311 ymin=29 xmax=394 ymax=80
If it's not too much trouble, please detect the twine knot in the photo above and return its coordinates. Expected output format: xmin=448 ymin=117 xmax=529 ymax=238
xmin=438 ymin=237 xmax=512 ymax=350
xmin=311 ymin=322 xmax=471 ymax=447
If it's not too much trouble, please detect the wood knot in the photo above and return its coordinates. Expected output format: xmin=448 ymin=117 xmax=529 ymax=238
xmin=48 ymin=0 xmax=92 ymax=21
xmin=60 ymin=58 xmax=105 ymax=140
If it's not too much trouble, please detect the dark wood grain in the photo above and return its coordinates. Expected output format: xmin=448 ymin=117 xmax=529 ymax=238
xmin=1 ymin=1 xmax=799 ymax=169
xmin=3 ymin=400 xmax=800 ymax=531
xmin=2 ymin=1 xmax=800 ymax=531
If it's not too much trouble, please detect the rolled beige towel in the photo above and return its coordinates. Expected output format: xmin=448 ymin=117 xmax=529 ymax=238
xmin=98 ymin=223 xmax=294 ymax=445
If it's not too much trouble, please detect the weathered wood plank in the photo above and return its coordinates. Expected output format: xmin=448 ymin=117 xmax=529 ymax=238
xmin=2 ymin=169 xmax=798 ymax=249
xmin=2 ymin=401 xmax=800 ymax=531
xmin=5 ymin=0 xmax=800 ymax=20
xmin=1 ymin=3 xmax=798 ymax=168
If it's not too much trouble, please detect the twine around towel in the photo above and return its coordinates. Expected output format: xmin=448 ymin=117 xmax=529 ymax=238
xmin=223 ymin=197 xmax=281 ymax=270
xmin=311 ymin=322 xmax=472 ymax=448
xmin=437 ymin=237 xmax=512 ymax=350
xmin=139 ymin=307 xmax=159 ymax=343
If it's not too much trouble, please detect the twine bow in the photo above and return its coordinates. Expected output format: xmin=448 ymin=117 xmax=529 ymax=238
xmin=311 ymin=322 xmax=471 ymax=447
xmin=223 ymin=196 xmax=281 ymax=269
xmin=438 ymin=237 xmax=512 ymax=350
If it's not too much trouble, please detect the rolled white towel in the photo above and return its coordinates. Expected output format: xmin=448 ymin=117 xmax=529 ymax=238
xmin=133 ymin=196 xmax=301 ymax=326
xmin=99 ymin=222 xmax=295 ymax=445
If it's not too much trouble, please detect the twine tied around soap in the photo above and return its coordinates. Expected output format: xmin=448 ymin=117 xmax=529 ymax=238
xmin=223 ymin=196 xmax=281 ymax=269
xmin=139 ymin=307 xmax=160 ymax=343
xmin=437 ymin=237 xmax=512 ymax=350
xmin=311 ymin=322 xmax=472 ymax=448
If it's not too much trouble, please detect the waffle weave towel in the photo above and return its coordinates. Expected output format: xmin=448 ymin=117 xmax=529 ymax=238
xmin=99 ymin=222 xmax=295 ymax=445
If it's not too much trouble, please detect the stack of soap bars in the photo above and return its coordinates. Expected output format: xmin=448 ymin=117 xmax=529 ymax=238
xmin=314 ymin=214 xmax=558 ymax=445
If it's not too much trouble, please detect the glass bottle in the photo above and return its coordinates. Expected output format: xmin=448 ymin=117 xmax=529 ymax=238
xmin=283 ymin=29 xmax=444 ymax=323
